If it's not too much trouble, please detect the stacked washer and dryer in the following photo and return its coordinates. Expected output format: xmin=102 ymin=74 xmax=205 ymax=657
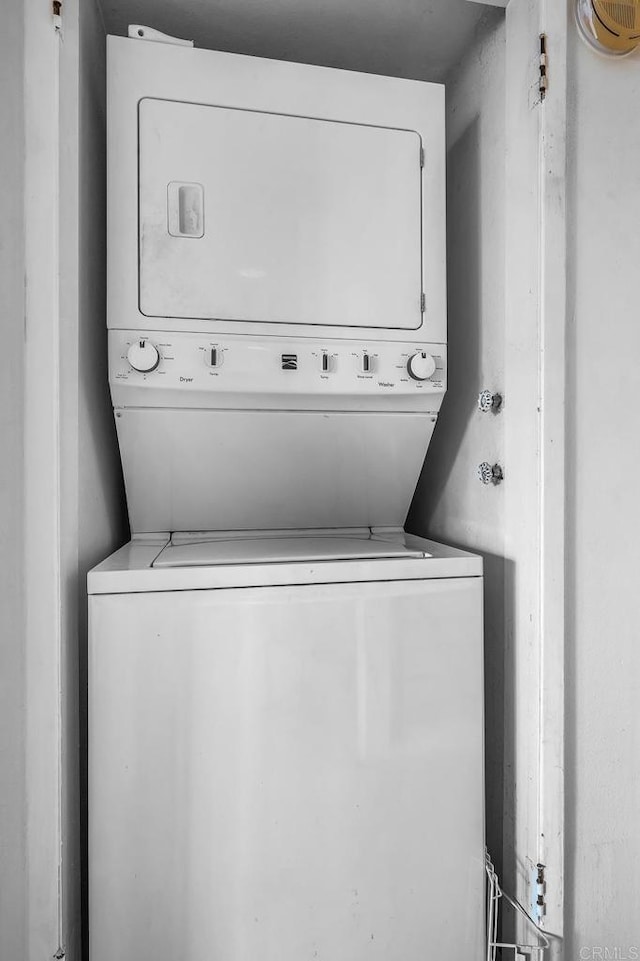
xmin=88 ymin=30 xmax=485 ymax=961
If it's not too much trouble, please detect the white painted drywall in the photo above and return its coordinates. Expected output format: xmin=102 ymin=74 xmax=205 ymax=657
xmin=407 ymin=11 xmax=507 ymax=877
xmin=565 ymin=32 xmax=640 ymax=954
xmin=76 ymin=0 xmax=129 ymax=948
xmin=58 ymin=0 xmax=128 ymax=956
xmin=77 ymin=0 xmax=128 ymax=563
xmin=0 ymin=2 xmax=26 ymax=956
xmin=466 ymin=0 xmax=510 ymax=8
xmin=99 ymin=0 xmax=496 ymax=84
xmin=23 ymin=0 xmax=66 ymax=953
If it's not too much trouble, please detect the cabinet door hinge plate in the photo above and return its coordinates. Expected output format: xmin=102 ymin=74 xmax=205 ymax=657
xmin=531 ymin=862 xmax=547 ymax=923
xmin=539 ymin=34 xmax=549 ymax=100
xmin=52 ymin=0 xmax=62 ymax=32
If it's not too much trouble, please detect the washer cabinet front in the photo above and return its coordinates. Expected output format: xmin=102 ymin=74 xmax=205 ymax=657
xmin=89 ymin=575 xmax=484 ymax=961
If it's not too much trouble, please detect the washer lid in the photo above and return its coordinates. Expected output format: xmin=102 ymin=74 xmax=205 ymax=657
xmin=152 ymin=534 xmax=427 ymax=568
xmin=87 ymin=534 xmax=481 ymax=595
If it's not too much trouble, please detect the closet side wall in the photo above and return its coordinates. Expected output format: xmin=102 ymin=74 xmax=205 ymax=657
xmin=76 ymin=1 xmax=129 ymax=956
xmin=0 ymin=3 xmax=27 ymax=955
xmin=58 ymin=0 xmax=128 ymax=956
xmin=408 ymin=13 xmax=506 ymax=875
xmin=565 ymin=27 xmax=640 ymax=953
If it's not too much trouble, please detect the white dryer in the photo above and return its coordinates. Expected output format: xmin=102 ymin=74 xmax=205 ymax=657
xmin=88 ymin=530 xmax=484 ymax=961
xmin=106 ymin=34 xmax=447 ymax=533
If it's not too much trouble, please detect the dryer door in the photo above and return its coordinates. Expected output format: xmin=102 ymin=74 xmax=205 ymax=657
xmin=138 ymin=98 xmax=423 ymax=329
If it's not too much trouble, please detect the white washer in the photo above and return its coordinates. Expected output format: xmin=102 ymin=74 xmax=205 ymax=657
xmin=88 ymin=530 xmax=484 ymax=961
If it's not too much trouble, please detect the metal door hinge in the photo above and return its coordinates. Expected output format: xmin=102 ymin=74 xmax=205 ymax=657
xmin=420 ymin=292 xmax=426 ymax=313
xmin=539 ymin=34 xmax=548 ymax=100
xmin=52 ymin=0 xmax=62 ymax=32
xmin=419 ymin=146 xmax=425 ymax=168
xmin=531 ymin=862 xmax=546 ymax=923
xmin=53 ymin=948 xmax=66 ymax=961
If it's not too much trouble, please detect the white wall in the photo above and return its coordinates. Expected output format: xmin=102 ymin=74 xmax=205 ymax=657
xmin=55 ymin=0 xmax=127 ymax=956
xmin=60 ymin=0 xmax=129 ymax=956
xmin=408 ymin=11 xmax=507 ymax=877
xmin=77 ymin=0 xmax=129 ymax=949
xmin=9 ymin=0 xmax=125 ymax=952
xmin=565 ymin=33 xmax=640 ymax=954
xmin=0 ymin=2 xmax=27 ymax=957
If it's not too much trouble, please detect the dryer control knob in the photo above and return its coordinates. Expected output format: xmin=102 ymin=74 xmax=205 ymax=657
xmin=127 ymin=339 xmax=160 ymax=373
xmin=407 ymin=351 xmax=436 ymax=381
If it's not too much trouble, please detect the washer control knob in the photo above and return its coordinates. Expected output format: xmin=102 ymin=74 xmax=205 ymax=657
xmin=127 ymin=339 xmax=160 ymax=373
xmin=407 ymin=351 xmax=436 ymax=381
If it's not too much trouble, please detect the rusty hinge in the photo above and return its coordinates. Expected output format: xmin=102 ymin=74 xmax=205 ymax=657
xmin=539 ymin=34 xmax=548 ymax=100
xmin=531 ymin=861 xmax=546 ymax=924
xmin=52 ymin=0 xmax=62 ymax=33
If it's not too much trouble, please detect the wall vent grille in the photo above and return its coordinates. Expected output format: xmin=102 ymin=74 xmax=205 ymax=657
xmin=578 ymin=0 xmax=640 ymax=54
xmin=601 ymin=1 xmax=638 ymax=29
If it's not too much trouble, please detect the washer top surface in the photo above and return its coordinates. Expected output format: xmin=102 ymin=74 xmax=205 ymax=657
xmin=152 ymin=532 xmax=426 ymax=568
xmin=88 ymin=529 xmax=482 ymax=595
